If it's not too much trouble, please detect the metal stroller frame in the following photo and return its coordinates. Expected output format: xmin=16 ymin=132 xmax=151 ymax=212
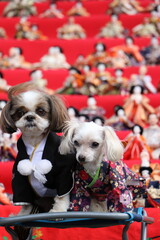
xmin=0 ymin=208 xmax=154 ymax=240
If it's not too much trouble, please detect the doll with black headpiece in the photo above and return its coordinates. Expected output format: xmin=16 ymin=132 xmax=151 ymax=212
xmin=0 ymin=72 xmax=10 ymax=93
xmin=0 ymin=100 xmax=18 ymax=162
xmin=34 ymin=46 xmax=70 ymax=70
xmin=79 ymin=64 xmax=100 ymax=95
xmin=143 ymin=113 xmax=160 ymax=159
xmin=3 ymin=0 xmax=37 ymax=17
xmin=92 ymin=116 xmax=105 ymax=126
xmin=80 ymin=96 xmax=106 ymax=121
xmin=78 ymin=113 xmax=90 ymax=123
xmin=128 ymin=66 xmax=157 ymax=94
xmin=123 ymin=85 xmax=155 ymax=128
xmin=123 ymin=124 xmax=151 ymax=160
xmin=140 ymin=37 xmax=160 ymax=65
xmin=29 ymin=70 xmax=54 ymax=95
xmin=86 ymin=42 xmax=109 ymax=67
xmin=110 ymin=36 xmax=144 ymax=66
xmin=67 ymin=106 xmax=79 ymax=122
xmin=39 ymin=3 xmax=64 ymax=18
xmin=67 ymin=2 xmax=90 ymax=17
xmin=56 ymin=66 xmax=84 ymax=95
xmin=97 ymin=14 xmax=126 ymax=38
xmin=57 ymin=17 xmax=86 ymax=40
xmin=106 ymin=105 xmax=134 ymax=131
xmin=4 ymin=47 xmax=31 ymax=69
xmin=96 ymin=62 xmax=113 ymax=95
xmin=108 ymin=0 xmax=144 ymax=15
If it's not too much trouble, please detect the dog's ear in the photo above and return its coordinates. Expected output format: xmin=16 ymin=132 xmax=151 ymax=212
xmin=48 ymin=95 xmax=69 ymax=132
xmin=0 ymin=102 xmax=17 ymax=133
xmin=59 ymin=120 xmax=79 ymax=155
xmin=103 ymin=126 xmax=124 ymax=162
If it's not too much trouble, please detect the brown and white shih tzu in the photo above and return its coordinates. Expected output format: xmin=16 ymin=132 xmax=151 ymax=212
xmin=0 ymin=82 xmax=76 ymax=215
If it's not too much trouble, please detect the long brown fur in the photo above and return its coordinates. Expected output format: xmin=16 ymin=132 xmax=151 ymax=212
xmin=0 ymin=82 xmax=69 ymax=133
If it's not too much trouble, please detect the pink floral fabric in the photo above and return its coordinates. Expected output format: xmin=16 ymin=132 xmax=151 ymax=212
xmin=69 ymin=159 xmax=146 ymax=212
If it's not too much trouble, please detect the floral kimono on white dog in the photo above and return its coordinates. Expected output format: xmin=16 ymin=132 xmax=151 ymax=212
xmin=69 ymin=159 xmax=145 ymax=212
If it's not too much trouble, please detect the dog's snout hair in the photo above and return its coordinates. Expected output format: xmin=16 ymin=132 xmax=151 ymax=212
xmin=25 ymin=115 xmax=35 ymax=122
xmin=78 ymin=155 xmax=86 ymax=163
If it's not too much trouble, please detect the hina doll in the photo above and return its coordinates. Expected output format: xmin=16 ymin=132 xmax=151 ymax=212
xmin=95 ymin=62 xmax=114 ymax=95
xmin=0 ymin=72 xmax=10 ymax=93
xmin=106 ymin=105 xmax=134 ymax=131
xmin=29 ymin=70 xmax=54 ymax=95
xmin=108 ymin=0 xmax=144 ymax=15
xmin=123 ymin=124 xmax=151 ymax=160
xmin=110 ymin=36 xmax=144 ymax=65
xmin=80 ymin=96 xmax=106 ymax=121
xmin=97 ymin=14 xmax=126 ymax=38
xmin=67 ymin=2 xmax=90 ymax=17
xmin=143 ymin=113 xmax=160 ymax=159
xmin=39 ymin=3 xmax=64 ymax=18
xmin=34 ymin=46 xmax=70 ymax=70
xmin=128 ymin=66 xmax=157 ymax=94
xmin=56 ymin=67 xmax=84 ymax=94
xmin=85 ymin=42 xmax=109 ymax=67
xmin=57 ymin=17 xmax=86 ymax=40
xmin=3 ymin=0 xmax=37 ymax=17
xmin=123 ymin=85 xmax=155 ymax=128
xmin=80 ymin=64 xmax=100 ymax=95
xmin=4 ymin=47 xmax=31 ymax=69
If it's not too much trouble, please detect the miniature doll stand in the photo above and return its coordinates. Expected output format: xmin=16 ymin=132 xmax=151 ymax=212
xmin=0 ymin=208 xmax=154 ymax=240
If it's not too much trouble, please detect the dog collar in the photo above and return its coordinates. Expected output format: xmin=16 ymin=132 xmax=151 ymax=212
xmin=87 ymin=166 xmax=101 ymax=188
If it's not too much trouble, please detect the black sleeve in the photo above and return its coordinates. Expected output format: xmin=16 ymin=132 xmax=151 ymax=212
xmin=55 ymin=153 xmax=76 ymax=197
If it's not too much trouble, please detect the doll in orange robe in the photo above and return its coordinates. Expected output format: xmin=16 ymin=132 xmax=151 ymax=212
xmin=110 ymin=36 xmax=144 ymax=65
xmin=86 ymin=42 xmax=109 ymax=67
xmin=123 ymin=124 xmax=151 ymax=160
xmin=123 ymin=85 xmax=155 ymax=128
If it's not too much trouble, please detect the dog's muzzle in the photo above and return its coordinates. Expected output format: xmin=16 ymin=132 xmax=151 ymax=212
xmin=78 ymin=155 xmax=86 ymax=163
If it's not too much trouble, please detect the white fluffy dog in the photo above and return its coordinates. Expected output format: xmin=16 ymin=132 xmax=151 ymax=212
xmin=59 ymin=120 xmax=125 ymax=212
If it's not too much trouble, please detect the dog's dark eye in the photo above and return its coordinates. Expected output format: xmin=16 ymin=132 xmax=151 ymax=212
xmin=16 ymin=110 xmax=25 ymax=118
xmin=36 ymin=107 xmax=46 ymax=116
xmin=74 ymin=140 xmax=79 ymax=147
xmin=91 ymin=142 xmax=99 ymax=148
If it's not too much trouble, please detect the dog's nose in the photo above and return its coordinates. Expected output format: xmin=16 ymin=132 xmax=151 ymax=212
xmin=26 ymin=115 xmax=35 ymax=122
xmin=78 ymin=155 xmax=85 ymax=163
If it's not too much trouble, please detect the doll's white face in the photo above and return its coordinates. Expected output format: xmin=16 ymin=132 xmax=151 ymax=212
xmin=111 ymin=15 xmax=118 ymax=22
xmin=148 ymin=114 xmax=158 ymax=126
xmin=139 ymin=66 xmax=147 ymax=75
xmin=69 ymin=69 xmax=77 ymax=75
xmin=31 ymin=25 xmax=38 ymax=31
xmin=68 ymin=108 xmax=76 ymax=117
xmin=126 ymin=38 xmax=133 ymax=46
xmin=83 ymin=65 xmax=90 ymax=73
xmin=117 ymin=109 xmax=125 ymax=117
xmin=87 ymin=97 xmax=96 ymax=107
xmin=115 ymin=70 xmax=123 ymax=77
xmin=151 ymin=37 xmax=159 ymax=47
xmin=31 ymin=70 xmax=43 ymax=81
xmin=133 ymin=86 xmax=142 ymax=94
xmin=97 ymin=64 xmax=105 ymax=72
xmin=48 ymin=47 xmax=59 ymax=55
xmin=94 ymin=119 xmax=103 ymax=126
xmin=133 ymin=125 xmax=141 ymax=134
xmin=141 ymin=170 xmax=150 ymax=178
xmin=9 ymin=47 xmax=20 ymax=57
xmin=96 ymin=44 xmax=104 ymax=52
xmin=76 ymin=2 xmax=82 ymax=8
